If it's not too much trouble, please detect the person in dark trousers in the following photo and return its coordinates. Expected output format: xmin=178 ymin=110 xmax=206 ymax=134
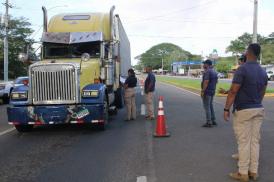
xmin=201 ymin=59 xmax=218 ymax=127
xmin=224 ymin=43 xmax=268 ymax=182
xmin=144 ymin=67 xmax=156 ymax=120
xmin=124 ymin=69 xmax=137 ymax=121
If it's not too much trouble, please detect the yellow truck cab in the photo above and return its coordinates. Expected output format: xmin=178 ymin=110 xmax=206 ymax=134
xmin=7 ymin=6 xmax=131 ymax=132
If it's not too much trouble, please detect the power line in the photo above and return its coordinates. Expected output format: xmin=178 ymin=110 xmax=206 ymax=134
xmin=30 ymin=25 xmax=42 ymax=39
xmin=127 ymin=0 xmax=218 ymax=24
xmin=128 ymin=34 xmax=234 ymax=39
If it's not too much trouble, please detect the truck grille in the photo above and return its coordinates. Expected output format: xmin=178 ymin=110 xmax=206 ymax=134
xmin=30 ymin=64 xmax=78 ymax=105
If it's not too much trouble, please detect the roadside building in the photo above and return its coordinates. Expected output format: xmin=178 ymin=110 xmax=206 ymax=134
xmin=171 ymin=60 xmax=204 ymax=77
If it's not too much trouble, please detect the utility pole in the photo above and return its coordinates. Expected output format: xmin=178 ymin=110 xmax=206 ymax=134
xmin=252 ymin=0 xmax=258 ymax=43
xmin=3 ymin=0 xmax=12 ymax=81
xmin=161 ymin=57 xmax=164 ymax=75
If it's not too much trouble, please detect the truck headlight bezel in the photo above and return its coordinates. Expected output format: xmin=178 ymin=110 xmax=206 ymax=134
xmin=82 ymin=90 xmax=99 ymax=98
xmin=11 ymin=91 xmax=28 ymax=100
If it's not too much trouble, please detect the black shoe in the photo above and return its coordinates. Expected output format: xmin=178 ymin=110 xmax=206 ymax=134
xmin=124 ymin=119 xmax=131 ymax=121
xmin=212 ymin=121 xmax=217 ymax=126
xmin=202 ymin=123 xmax=212 ymax=127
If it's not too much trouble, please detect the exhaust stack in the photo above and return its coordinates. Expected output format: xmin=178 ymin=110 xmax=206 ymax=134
xmin=109 ymin=6 xmax=115 ymax=40
xmin=42 ymin=6 xmax=48 ymax=32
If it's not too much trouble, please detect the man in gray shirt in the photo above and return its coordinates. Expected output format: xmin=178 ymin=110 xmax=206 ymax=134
xmin=224 ymin=43 xmax=268 ymax=181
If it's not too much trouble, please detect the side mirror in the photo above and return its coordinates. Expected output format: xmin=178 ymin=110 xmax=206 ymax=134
xmin=18 ymin=53 xmax=29 ymax=62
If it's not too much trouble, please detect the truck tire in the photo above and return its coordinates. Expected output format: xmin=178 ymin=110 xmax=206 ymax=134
xmin=97 ymin=95 xmax=109 ymax=131
xmin=114 ymin=87 xmax=124 ymax=109
xmin=3 ymin=93 xmax=10 ymax=104
xmin=15 ymin=125 xmax=33 ymax=132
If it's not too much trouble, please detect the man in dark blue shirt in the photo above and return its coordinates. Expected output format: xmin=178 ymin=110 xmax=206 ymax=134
xmin=201 ymin=59 xmax=218 ymax=127
xmin=224 ymin=43 xmax=267 ymax=181
xmin=144 ymin=67 xmax=156 ymax=120
xmin=124 ymin=69 xmax=137 ymax=121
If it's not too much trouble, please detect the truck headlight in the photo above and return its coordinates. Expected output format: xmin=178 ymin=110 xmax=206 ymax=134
xmin=11 ymin=92 xmax=28 ymax=100
xmin=81 ymin=53 xmax=90 ymax=62
xmin=82 ymin=90 xmax=99 ymax=97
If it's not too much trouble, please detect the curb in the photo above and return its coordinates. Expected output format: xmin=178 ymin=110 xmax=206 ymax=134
xmin=217 ymin=93 xmax=274 ymax=97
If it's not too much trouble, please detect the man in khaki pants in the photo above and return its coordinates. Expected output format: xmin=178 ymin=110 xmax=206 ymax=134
xmin=144 ymin=67 xmax=156 ymax=120
xmin=224 ymin=43 xmax=268 ymax=182
xmin=124 ymin=69 xmax=137 ymax=121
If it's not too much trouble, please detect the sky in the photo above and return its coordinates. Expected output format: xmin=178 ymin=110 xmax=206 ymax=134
xmin=2 ymin=0 xmax=274 ymax=65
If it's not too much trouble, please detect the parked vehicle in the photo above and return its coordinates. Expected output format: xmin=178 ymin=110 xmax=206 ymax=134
xmin=7 ymin=6 xmax=131 ymax=132
xmin=0 ymin=81 xmax=14 ymax=104
xmin=14 ymin=77 xmax=29 ymax=87
xmin=217 ymin=72 xmax=226 ymax=78
xmin=267 ymin=71 xmax=274 ymax=81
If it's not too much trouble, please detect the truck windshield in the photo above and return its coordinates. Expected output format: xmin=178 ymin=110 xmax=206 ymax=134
xmin=43 ymin=42 xmax=100 ymax=59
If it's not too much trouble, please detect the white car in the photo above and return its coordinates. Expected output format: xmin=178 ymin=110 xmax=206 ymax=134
xmin=0 ymin=81 xmax=14 ymax=104
xmin=267 ymin=71 xmax=274 ymax=81
xmin=0 ymin=76 xmax=28 ymax=104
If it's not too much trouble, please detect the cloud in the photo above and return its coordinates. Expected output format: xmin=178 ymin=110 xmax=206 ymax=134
xmin=9 ymin=0 xmax=274 ymax=65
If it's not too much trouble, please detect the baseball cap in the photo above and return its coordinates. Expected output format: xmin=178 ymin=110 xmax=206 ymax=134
xmin=238 ymin=54 xmax=247 ymax=62
xmin=203 ymin=59 xmax=212 ymax=65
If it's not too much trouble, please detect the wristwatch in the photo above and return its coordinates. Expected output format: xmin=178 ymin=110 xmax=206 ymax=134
xmin=224 ymin=108 xmax=230 ymax=112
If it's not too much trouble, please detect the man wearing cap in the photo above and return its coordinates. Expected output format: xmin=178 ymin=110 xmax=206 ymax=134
xmin=219 ymin=54 xmax=246 ymax=94
xmin=201 ymin=59 xmax=218 ymax=127
xmin=224 ymin=43 xmax=268 ymax=181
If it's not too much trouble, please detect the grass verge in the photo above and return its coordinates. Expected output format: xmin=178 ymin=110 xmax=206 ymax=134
xmin=157 ymin=76 xmax=274 ymax=97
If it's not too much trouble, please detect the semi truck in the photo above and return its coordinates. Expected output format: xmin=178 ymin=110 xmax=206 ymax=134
xmin=7 ymin=6 xmax=131 ymax=132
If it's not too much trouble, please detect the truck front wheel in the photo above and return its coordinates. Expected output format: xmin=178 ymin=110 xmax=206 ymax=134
xmin=15 ymin=125 xmax=33 ymax=132
xmin=3 ymin=93 xmax=10 ymax=104
xmin=114 ymin=87 xmax=124 ymax=109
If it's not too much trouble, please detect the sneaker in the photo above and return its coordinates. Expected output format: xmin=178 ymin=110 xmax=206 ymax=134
xmin=202 ymin=123 xmax=212 ymax=127
xmin=248 ymin=171 xmax=258 ymax=181
xmin=232 ymin=153 xmax=239 ymax=160
xmin=212 ymin=121 xmax=217 ymax=126
xmin=229 ymin=172 xmax=249 ymax=182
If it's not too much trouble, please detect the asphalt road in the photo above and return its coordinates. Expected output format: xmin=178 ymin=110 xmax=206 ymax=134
xmin=0 ymin=82 xmax=274 ymax=182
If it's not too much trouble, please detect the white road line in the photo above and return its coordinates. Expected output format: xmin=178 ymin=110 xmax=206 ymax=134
xmin=159 ymin=82 xmax=224 ymax=105
xmin=145 ymin=121 xmax=157 ymax=182
xmin=0 ymin=127 xmax=15 ymax=136
xmin=136 ymin=176 xmax=147 ymax=182
xmin=141 ymin=104 xmax=146 ymax=115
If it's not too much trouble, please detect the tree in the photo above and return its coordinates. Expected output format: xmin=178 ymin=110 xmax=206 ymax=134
xmin=262 ymin=44 xmax=274 ymax=64
xmin=269 ymin=32 xmax=274 ymax=37
xmin=215 ymin=57 xmax=235 ymax=74
xmin=140 ymin=43 xmax=192 ymax=71
xmin=226 ymin=32 xmax=265 ymax=55
xmin=133 ymin=64 xmax=143 ymax=71
xmin=0 ymin=17 xmax=34 ymax=79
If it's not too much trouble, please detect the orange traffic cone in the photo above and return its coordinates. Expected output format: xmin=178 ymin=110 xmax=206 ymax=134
xmin=154 ymin=96 xmax=170 ymax=137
